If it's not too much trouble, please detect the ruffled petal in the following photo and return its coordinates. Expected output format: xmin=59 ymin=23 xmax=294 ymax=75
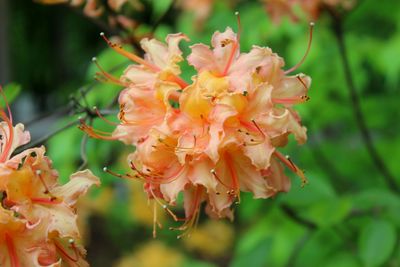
xmin=228 ymin=46 xmax=274 ymax=92
xmin=52 ymin=169 xmax=100 ymax=207
xmin=242 ymin=140 xmax=275 ymax=170
xmin=262 ymin=108 xmax=307 ymax=144
xmin=121 ymin=65 xmax=156 ymax=87
xmin=188 ymin=157 xmax=218 ymax=192
xmin=264 ymin=158 xmax=291 ymax=193
xmin=205 ymin=104 xmax=237 ymax=163
xmin=0 ymin=122 xmax=30 ymax=162
xmin=187 ymin=43 xmax=217 ymax=72
xmin=141 ymin=33 xmax=188 ymax=72
xmin=272 ymin=73 xmax=311 ymax=100
xmin=210 ymin=27 xmax=239 ymax=72
xmin=160 ymin=166 xmax=189 ymax=204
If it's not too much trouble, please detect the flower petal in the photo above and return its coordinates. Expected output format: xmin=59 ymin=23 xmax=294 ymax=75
xmin=51 ymin=169 xmax=100 ymax=207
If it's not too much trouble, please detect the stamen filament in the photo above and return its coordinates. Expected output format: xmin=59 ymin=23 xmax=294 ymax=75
xmin=92 ymin=57 xmax=128 ymax=87
xmin=272 ymin=95 xmax=310 ymax=104
xmin=221 ymin=12 xmax=242 ymax=76
xmin=100 ymin=32 xmax=160 ymax=72
xmin=284 ymin=22 xmax=314 ymax=75
xmin=54 ymin=240 xmax=79 ymax=263
xmin=93 ymin=106 xmax=120 ymax=126
xmin=273 ymin=151 xmax=308 ymax=187
xmin=0 ymin=111 xmax=14 ymax=163
xmin=31 ymin=197 xmax=60 ymax=204
xmin=5 ymin=233 xmax=20 ymax=267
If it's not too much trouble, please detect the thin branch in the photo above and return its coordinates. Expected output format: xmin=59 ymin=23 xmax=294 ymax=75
xmin=15 ymin=118 xmax=82 ymax=153
xmin=330 ymin=12 xmax=399 ymax=193
xmin=281 ymin=204 xmax=317 ymax=230
xmin=78 ymin=118 xmax=92 ymax=171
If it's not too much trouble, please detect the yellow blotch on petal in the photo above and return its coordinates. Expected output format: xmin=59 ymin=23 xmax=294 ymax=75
xmin=181 ymin=71 xmax=230 ymax=118
xmin=4 ymin=167 xmax=33 ymax=203
xmin=219 ymin=93 xmax=248 ymax=114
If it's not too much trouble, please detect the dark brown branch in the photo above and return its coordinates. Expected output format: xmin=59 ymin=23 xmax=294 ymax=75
xmin=330 ymin=12 xmax=399 ymax=193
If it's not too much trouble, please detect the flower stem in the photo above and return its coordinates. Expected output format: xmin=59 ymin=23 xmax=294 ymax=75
xmin=330 ymin=12 xmax=399 ymax=193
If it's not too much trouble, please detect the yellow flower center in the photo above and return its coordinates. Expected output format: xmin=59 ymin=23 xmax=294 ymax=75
xmin=181 ymin=71 xmax=247 ymax=118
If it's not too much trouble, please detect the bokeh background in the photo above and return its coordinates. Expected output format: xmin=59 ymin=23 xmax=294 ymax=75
xmin=1 ymin=0 xmax=399 ymax=266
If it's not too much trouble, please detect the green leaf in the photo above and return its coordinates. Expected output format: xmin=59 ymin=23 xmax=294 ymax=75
xmin=304 ymin=197 xmax=352 ymax=227
xmin=231 ymin=238 xmax=272 ymax=267
xmin=0 ymin=83 xmax=22 ymax=108
xmin=325 ymin=252 xmax=361 ymax=267
xmin=358 ymin=219 xmax=397 ymax=267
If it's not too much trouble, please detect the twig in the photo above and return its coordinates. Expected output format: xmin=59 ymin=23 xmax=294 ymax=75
xmin=15 ymin=118 xmax=82 ymax=153
xmin=78 ymin=117 xmax=92 ymax=171
xmin=281 ymin=204 xmax=317 ymax=230
xmin=330 ymin=11 xmax=399 ymax=193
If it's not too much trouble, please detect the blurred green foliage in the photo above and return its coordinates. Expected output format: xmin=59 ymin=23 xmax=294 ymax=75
xmin=4 ymin=0 xmax=400 ymax=266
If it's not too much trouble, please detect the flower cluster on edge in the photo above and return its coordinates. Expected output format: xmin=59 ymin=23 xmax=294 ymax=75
xmin=0 ymin=92 xmax=100 ymax=267
xmin=82 ymin=20 xmax=312 ymax=237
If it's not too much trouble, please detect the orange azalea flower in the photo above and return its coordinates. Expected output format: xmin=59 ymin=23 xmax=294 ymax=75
xmin=0 ymin=87 xmax=99 ymax=266
xmin=88 ymin=18 xmax=312 ymax=237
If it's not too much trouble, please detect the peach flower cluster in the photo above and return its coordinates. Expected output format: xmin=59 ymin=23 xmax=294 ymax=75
xmin=0 ymin=103 xmax=99 ymax=266
xmin=85 ymin=25 xmax=311 ymax=236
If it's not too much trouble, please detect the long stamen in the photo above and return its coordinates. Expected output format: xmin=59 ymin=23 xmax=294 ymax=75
xmin=129 ymin=161 xmax=184 ymax=184
xmin=5 ymin=233 xmax=20 ymax=267
xmin=296 ymin=75 xmax=309 ymax=91
xmin=225 ymin=153 xmax=241 ymax=203
xmin=93 ymin=106 xmax=119 ymax=126
xmin=284 ymin=22 xmax=315 ymax=75
xmin=221 ymin=12 xmax=242 ymax=76
xmin=36 ymin=170 xmax=52 ymax=195
xmin=103 ymin=167 xmax=136 ymax=180
xmin=54 ymin=240 xmax=79 ymax=263
xmin=78 ymin=119 xmax=125 ymax=140
xmin=272 ymin=95 xmax=310 ymax=104
xmin=211 ymin=169 xmax=230 ymax=189
xmin=273 ymin=151 xmax=308 ymax=187
xmin=148 ymin=186 xmax=181 ymax=222
xmin=171 ymin=186 xmax=203 ymax=238
xmin=31 ymin=197 xmax=60 ymax=204
xmin=0 ymin=110 xmax=14 ymax=163
xmin=0 ymin=86 xmax=13 ymax=124
xmin=92 ymin=57 xmax=128 ymax=87
xmin=237 ymin=120 xmax=266 ymax=146
xmin=153 ymin=201 xmax=158 ymax=238
xmin=100 ymin=32 xmax=160 ymax=72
